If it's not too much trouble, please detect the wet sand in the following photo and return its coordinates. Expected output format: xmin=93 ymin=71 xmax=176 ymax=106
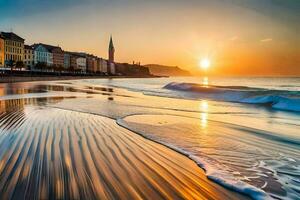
xmin=0 ymin=81 xmax=249 ymax=199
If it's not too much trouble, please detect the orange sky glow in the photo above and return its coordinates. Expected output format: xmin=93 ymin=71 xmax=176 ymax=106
xmin=1 ymin=0 xmax=299 ymax=76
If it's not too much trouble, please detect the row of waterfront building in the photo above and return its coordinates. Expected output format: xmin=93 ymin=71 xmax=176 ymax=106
xmin=0 ymin=32 xmax=118 ymax=74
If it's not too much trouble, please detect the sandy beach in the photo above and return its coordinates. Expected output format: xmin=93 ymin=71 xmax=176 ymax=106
xmin=0 ymin=80 xmax=250 ymax=199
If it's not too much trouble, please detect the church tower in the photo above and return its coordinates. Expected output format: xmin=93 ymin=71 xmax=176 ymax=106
xmin=108 ymin=35 xmax=115 ymax=64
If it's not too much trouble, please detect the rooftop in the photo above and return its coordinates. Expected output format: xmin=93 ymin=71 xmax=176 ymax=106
xmin=0 ymin=32 xmax=25 ymax=42
xmin=33 ymin=43 xmax=62 ymax=52
xmin=24 ymin=44 xmax=34 ymax=50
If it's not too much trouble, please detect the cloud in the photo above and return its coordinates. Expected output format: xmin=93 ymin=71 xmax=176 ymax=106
xmin=260 ymin=38 xmax=272 ymax=42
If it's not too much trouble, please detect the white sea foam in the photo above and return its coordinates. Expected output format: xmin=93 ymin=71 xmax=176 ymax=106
xmin=189 ymin=155 xmax=270 ymax=200
xmin=117 ymin=119 xmax=270 ymax=200
xmin=164 ymin=82 xmax=300 ymax=112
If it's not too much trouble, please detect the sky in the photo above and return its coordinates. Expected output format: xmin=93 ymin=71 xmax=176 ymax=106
xmin=0 ymin=0 xmax=299 ymax=76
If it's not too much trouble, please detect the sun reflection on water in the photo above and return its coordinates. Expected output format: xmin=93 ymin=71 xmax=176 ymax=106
xmin=200 ymin=113 xmax=207 ymax=128
xmin=200 ymin=101 xmax=208 ymax=128
xmin=202 ymin=77 xmax=209 ymax=87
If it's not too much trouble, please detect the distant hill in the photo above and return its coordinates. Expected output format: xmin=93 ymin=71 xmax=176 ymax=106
xmin=144 ymin=64 xmax=191 ymax=77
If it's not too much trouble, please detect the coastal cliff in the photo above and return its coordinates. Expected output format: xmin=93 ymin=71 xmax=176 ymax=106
xmin=145 ymin=64 xmax=191 ymax=77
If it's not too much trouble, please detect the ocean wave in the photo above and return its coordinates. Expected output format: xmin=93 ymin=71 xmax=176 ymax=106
xmin=164 ymin=82 xmax=300 ymax=112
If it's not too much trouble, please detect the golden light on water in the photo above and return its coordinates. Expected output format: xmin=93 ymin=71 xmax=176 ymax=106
xmin=200 ymin=101 xmax=208 ymax=128
xmin=201 ymin=101 xmax=208 ymax=112
xmin=200 ymin=58 xmax=211 ymax=70
xmin=202 ymin=77 xmax=209 ymax=86
xmin=201 ymin=113 xmax=207 ymax=128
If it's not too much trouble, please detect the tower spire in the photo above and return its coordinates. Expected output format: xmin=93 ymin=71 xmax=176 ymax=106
xmin=109 ymin=35 xmax=114 ymax=51
xmin=108 ymin=35 xmax=115 ymax=64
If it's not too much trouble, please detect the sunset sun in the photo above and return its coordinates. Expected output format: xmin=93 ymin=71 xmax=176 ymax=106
xmin=200 ymin=58 xmax=211 ymax=70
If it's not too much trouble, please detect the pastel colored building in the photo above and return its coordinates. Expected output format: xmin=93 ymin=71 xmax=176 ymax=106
xmin=1 ymin=32 xmax=25 ymax=67
xmin=24 ymin=45 xmax=34 ymax=69
xmin=33 ymin=44 xmax=53 ymax=67
xmin=86 ymin=55 xmax=97 ymax=73
xmin=33 ymin=43 xmax=65 ymax=68
xmin=69 ymin=52 xmax=87 ymax=72
xmin=50 ymin=46 xmax=64 ymax=67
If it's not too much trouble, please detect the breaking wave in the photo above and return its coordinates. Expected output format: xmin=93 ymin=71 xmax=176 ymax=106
xmin=164 ymin=82 xmax=300 ymax=112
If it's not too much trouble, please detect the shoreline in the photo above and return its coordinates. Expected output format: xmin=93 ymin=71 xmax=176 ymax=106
xmin=116 ymin=116 xmax=266 ymax=200
xmin=0 ymin=99 xmax=250 ymax=199
xmin=0 ymin=80 xmax=252 ymax=199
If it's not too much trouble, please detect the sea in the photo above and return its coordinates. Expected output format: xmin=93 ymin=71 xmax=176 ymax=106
xmin=82 ymin=76 xmax=300 ymax=200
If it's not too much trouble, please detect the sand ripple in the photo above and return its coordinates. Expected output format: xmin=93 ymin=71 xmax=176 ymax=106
xmin=0 ymin=106 xmax=245 ymax=200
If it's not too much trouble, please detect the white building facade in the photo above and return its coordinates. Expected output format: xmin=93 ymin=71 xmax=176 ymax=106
xmin=76 ymin=57 xmax=86 ymax=72
xmin=33 ymin=44 xmax=53 ymax=67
